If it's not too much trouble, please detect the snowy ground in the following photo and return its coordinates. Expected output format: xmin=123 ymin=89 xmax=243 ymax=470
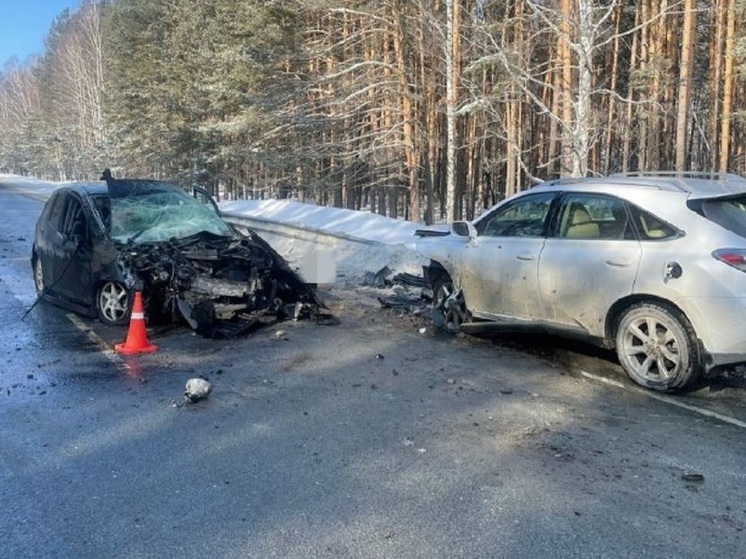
xmin=0 ymin=174 xmax=431 ymax=285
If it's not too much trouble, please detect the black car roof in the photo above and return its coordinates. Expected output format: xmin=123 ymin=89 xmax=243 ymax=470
xmin=59 ymin=181 xmax=109 ymax=197
xmin=60 ymin=180 xmax=183 ymax=198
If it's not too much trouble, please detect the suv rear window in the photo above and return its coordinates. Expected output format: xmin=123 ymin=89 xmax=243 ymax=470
xmin=697 ymin=196 xmax=746 ymax=238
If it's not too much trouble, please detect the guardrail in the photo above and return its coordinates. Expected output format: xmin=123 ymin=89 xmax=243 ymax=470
xmin=221 ymin=211 xmax=389 ymax=247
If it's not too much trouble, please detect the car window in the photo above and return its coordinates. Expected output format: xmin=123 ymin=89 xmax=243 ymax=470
xmin=91 ymin=195 xmax=112 ymax=232
xmin=477 ymin=192 xmax=556 ymax=237
xmin=62 ymin=196 xmax=87 ymax=243
xmin=629 ymin=206 xmax=678 ymax=240
xmin=109 ymin=186 xmax=232 ymax=243
xmin=698 ymin=195 xmax=746 ymax=238
xmin=557 ymin=194 xmax=633 ymax=240
xmin=46 ymin=192 xmax=67 ymax=231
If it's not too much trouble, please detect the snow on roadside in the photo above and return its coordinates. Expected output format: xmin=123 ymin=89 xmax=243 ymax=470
xmin=221 ymin=199 xmax=429 ymax=284
xmin=221 ymin=199 xmax=421 ymax=246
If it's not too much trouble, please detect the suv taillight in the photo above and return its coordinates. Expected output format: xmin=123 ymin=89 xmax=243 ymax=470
xmin=713 ymin=249 xmax=746 ymax=272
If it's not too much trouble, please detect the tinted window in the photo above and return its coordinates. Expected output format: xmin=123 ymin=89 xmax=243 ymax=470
xmin=477 ymin=192 xmax=556 ymax=237
xmin=61 ymin=196 xmax=87 ymax=242
xmin=46 ymin=192 xmax=67 ymax=231
xmin=699 ymin=196 xmax=746 ymax=238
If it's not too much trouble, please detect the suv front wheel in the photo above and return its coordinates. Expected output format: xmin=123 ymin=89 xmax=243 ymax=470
xmin=432 ymin=274 xmax=469 ymax=332
xmin=615 ymin=302 xmax=701 ymax=392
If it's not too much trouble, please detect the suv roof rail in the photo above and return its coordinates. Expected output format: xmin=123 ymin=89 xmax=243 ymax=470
xmin=610 ymin=170 xmax=745 ymax=181
xmin=608 ymin=171 xmax=746 ymax=194
xmin=536 ymin=172 xmax=746 ymax=195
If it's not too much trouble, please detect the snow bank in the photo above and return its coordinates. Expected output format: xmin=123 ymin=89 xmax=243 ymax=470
xmin=220 ymin=199 xmax=427 ymax=284
xmin=220 ymin=199 xmax=420 ymax=246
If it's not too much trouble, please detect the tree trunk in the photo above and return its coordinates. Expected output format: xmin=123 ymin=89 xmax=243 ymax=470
xmin=675 ymin=0 xmax=696 ymax=171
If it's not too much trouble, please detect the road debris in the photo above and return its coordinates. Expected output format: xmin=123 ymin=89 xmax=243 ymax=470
xmin=185 ymin=376 xmax=213 ymax=403
xmin=681 ymin=472 xmax=705 ymax=483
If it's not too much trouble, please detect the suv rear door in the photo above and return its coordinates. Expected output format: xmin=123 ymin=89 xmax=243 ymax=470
xmin=537 ymin=193 xmax=641 ymax=338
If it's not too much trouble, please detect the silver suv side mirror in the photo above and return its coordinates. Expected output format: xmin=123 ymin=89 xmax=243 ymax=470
xmin=452 ymin=221 xmax=477 ymax=241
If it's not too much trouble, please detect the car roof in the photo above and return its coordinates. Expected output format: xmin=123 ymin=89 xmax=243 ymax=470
xmin=58 ymin=181 xmax=109 ymax=197
xmin=535 ymin=172 xmax=746 ymax=198
xmin=58 ymin=179 xmax=184 ymax=198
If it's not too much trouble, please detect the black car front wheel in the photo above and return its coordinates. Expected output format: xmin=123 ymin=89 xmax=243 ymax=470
xmin=33 ymin=258 xmax=45 ymax=297
xmin=96 ymin=281 xmax=131 ymax=325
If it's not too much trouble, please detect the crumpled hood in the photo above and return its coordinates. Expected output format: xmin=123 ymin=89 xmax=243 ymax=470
xmin=116 ymin=230 xmax=323 ymax=338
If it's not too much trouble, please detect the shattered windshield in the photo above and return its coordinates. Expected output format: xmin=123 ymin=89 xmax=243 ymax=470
xmin=105 ymin=181 xmax=232 ymax=243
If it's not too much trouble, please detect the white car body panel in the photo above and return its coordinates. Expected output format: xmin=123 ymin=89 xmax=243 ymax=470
xmin=538 ymin=237 xmax=641 ymax=335
xmin=460 ymin=237 xmax=546 ymax=321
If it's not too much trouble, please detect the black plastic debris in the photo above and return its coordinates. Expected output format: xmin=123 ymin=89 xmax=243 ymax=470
xmin=378 ymin=292 xmax=429 ymax=311
xmin=681 ymin=473 xmax=705 ymax=483
xmin=363 ymin=266 xmax=392 ymax=288
xmin=392 ymin=272 xmax=428 ymax=288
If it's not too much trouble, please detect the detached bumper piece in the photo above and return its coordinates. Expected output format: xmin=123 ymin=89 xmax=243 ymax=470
xmin=120 ymin=231 xmax=324 ymax=338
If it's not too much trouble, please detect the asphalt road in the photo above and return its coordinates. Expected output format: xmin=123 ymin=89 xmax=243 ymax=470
xmin=1 ymin=183 xmax=746 ymax=559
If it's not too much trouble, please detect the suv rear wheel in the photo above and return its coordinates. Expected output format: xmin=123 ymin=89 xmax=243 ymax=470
xmin=615 ymin=302 xmax=701 ymax=392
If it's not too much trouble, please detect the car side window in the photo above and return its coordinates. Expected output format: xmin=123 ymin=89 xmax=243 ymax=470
xmin=477 ymin=192 xmax=556 ymax=237
xmin=46 ymin=192 xmax=67 ymax=232
xmin=62 ymin=196 xmax=87 ymax=244
xmin=629 ymin=206 xmax=678 ymax=240
xmin=557 ymin=194 xmax=633 ymax=240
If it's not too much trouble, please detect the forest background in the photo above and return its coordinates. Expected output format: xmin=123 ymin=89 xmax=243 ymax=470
xmin=1 ymin=0 xmax=745 ymax=223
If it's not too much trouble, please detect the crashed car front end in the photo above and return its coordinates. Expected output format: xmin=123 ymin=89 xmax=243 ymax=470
xmin=116 ymin=231 xmax=321 ymax=338
xmin=102 ymin=179 xmax=322 ymax=337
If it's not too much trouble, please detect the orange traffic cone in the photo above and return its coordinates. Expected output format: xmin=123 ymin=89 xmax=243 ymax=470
xmin=115 ymin=291 xmax=158 ymax=354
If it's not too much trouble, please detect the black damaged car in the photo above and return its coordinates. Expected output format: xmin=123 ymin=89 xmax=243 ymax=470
xmin=31 ymin=176 xmax=322 ymax=337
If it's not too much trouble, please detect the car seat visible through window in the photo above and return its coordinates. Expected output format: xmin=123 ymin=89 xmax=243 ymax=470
xmin=563 ymin=203 xmax=600 ymax=238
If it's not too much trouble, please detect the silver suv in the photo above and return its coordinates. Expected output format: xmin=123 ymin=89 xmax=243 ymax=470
xmin=416 ymin=172 xmax=746 ymax=392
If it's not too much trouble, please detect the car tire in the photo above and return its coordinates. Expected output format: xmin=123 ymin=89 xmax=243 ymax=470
xmin=432 ymin=274 xmax=469 ymax=333
xmin=615 ymin=302 xmax=702 ymax=392
xmin=96 ymin=281 xmax=131 ymax=325
xmin=33 ymin=258 xmax=45 ymax=297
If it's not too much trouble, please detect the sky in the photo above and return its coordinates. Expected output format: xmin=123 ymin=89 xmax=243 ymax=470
xmin=0 ymin=1 xmax=80 ymax=68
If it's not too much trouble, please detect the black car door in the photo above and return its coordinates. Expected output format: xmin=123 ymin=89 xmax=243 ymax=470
xmin=54 ymin=193 xmax=94 ymax=306
xmin=36 ymin=191 xmax=67 ymax=296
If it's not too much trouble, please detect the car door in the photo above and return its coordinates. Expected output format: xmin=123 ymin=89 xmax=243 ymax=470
xmin=35 ymin=190 xmax=67 ymax=295
xmin=459 ymin=191 xmax=557 ymax=322
xmin=537 ymin=193 xmax=642 ymax=337
xmin=54 ymin=194 xmax=93 ymax=306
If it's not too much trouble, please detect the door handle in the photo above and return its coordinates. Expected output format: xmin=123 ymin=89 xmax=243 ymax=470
xmin=517 ymin=252 xmax=536 ymax=261
xmin=605 ymin=259 xmax=632 ymax=267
